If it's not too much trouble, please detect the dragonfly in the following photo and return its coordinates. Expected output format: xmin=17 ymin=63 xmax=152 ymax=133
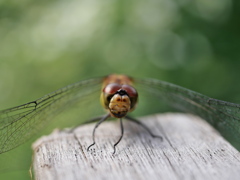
xmin=0 ymin=74 xmax=240 ymax=154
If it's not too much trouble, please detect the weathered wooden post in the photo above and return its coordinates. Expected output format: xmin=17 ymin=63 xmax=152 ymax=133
xmin=32 ymin=113 xmax=240 ymax=180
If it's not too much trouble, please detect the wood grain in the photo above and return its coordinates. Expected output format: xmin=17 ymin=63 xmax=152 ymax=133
xmin=32 ymin=113 xmax=240 ymax=180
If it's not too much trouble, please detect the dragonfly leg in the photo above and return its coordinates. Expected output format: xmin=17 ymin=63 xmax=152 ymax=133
xmin=125 ymin=116 xmax=163 ymax=141
xmin=112 ymin=118 xmax=124 ymax=155
xmin=87 ymin=113 xmax=110 ymax=151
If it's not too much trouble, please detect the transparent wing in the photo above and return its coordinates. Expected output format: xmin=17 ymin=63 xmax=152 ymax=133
xmin=134 ymin=78 xmax=240 ymax=150
xmin=0 ymin=77 xmax=104 ymax=154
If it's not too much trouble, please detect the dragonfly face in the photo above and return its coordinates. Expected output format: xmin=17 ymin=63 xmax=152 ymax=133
xmin=100 ymin=75 xmax=138 ymax=118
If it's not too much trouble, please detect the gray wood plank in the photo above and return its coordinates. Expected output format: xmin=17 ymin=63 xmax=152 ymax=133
xmin=32 ymin=113 xmax=240 ymax=180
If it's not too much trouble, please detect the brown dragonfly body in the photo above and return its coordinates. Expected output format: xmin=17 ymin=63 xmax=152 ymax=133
xmin=87 ymin=74 xmax=160 ymax=154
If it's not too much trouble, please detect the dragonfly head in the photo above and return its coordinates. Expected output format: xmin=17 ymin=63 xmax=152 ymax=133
xmin=101 ymin=83 xmax=138 ymax=118
xmin=109 ymin=89 xmax=131 ymax=118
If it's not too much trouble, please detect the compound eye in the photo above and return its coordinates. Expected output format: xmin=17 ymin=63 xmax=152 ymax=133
xmin=103 ymin=83 xmax=122 ymax=95
xmin=122 ymin=85 xmax=138 ymax=97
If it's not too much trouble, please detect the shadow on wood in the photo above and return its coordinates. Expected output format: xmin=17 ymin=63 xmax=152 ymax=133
xmin=32 ymin=113 xmax=240 ymax=180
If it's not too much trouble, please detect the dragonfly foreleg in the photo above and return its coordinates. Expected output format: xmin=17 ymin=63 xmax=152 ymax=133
xmin=112 ymin=118 xmax=124 ymax=155
xmin=87 ymin=113 xmax=110 ymax=151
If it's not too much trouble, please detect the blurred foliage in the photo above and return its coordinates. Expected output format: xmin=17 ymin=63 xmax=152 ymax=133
xmin=0 ymin=0 xmax=240 ymax=179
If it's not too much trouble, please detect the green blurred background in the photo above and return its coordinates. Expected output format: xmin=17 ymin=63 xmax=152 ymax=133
xmin=0 ymin=0 xmax=240 ymax=179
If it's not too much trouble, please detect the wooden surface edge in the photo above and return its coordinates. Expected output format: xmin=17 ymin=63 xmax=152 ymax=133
xmin=32 ymin=113 xmax=240 ymax=180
